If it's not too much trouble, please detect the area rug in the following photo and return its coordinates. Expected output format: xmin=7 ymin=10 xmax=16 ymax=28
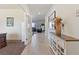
xmin=0 ymin=41 xmax=25 ymax=55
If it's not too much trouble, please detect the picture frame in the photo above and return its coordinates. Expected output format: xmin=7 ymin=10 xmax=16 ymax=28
xmin=48 ymin=10 xmax=56 ymax=29
xmin=6 ymin=17 xmax=14 ymax=27
xmin=48 ymin=10 xmax=56 ymax=21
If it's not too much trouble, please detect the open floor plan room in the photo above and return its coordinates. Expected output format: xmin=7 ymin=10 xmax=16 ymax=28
xmin=0 ymin=4 xmax=79 ymax=55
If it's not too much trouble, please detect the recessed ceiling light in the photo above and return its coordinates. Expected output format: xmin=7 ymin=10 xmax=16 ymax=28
xmin=38 ymin=12 xmax=41 ymax=15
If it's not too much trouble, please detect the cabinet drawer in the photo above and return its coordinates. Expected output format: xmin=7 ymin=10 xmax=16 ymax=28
xmin=0 ymin=34 xmax=6 ymax=38
xmin=0 ymin=38 xmax=5 ymax=43
xmin=0 ymin=42 xmax=7 ymax=49
xmin=0 ymin=33 xmax=6 ymax=49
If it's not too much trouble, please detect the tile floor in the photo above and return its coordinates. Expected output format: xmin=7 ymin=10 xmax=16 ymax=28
xmin=21 ymin=33 xmax=53 ymax=55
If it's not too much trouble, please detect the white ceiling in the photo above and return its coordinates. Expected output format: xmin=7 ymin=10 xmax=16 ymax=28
xmin=0 ymin=4 xmax=21 ymax=9
xmin=0 ymin=4 xmax=53 ymax=22
xmin=27 ymin=4 xmax=53 ymax=21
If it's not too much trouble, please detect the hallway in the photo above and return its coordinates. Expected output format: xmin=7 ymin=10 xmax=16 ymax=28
xmin=21 ymin=33 xmax=52 ymax=55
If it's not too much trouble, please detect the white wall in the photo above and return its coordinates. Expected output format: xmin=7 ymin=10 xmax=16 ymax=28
xmin=33 ymin=20 xmax=45 ymax=29
xmin=27 ymin=15 xmax=32 ymax=40
xmin=45 ymin=6 xmax=53 ymax=38
xmin=45 ymin=16 xmax=48 ymax=37
xmin=53 ymin=4 xmax=79 ymax=39
xmin=0 ymin=9 xmax=24 ymax=40
xmin=32 ymin=22 xmax=36 ymax=27
xmin=20 ymin=5 xmax=32 ymax=45
xmin=46 ymin=4 xmax=79 ymax=39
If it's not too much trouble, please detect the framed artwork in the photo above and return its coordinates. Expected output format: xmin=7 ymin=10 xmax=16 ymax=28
xmin=54 ymin=10 xmax=56 ymax=18
xmin=6 ymin=17 xmax=14 ymax=27
xmin=48 ymin=10 xmax=56 ymax=30
xmin=48 ymin=10 xmax=56 ymax=20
